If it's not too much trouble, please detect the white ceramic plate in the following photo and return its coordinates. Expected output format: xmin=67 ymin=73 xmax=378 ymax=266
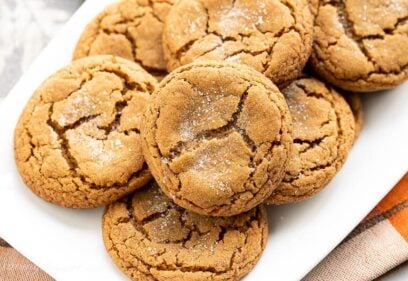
xmin=0 ymin=0 xmax=407 ymax=280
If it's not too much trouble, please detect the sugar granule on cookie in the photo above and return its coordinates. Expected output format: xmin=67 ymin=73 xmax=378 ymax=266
xmin=142 ymin=61 xmax=293 ymax=216
xmin=14 ymin=55 xmax=157 ymax=208
xmin=73 ymin=0 xmax=175 ymax=78
xmin=311 ymin=0 xmax=408 ymax=92
xmin=163 ymin=0 xmax=314 ymax=87
xmin=103 ymin=182 xmax=268 ymax=281
xmin=266 ymin=77 xmax=355 ymax=204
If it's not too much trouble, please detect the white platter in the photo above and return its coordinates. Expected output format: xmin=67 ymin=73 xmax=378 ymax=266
xmin=0 ymin=0 xmax=407 ymax=280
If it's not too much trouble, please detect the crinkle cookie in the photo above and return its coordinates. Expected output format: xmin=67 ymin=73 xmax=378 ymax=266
xmin=163 ymin=0 xmax=314 ymax=86
xmin=311 ymin=0 xmax=408 ymax=92
xmin=308 ymin=0 xmax=320 ymax=16
xmin=142 ymin=61 xmax=293 ymax=216
xmin=266 ymin=77 xmax=355 ymax=204
xmin=73 ymin=0 xmax=175 ymax=77
xmin=14 ymin=55 xmax=157 ymax=208
xmin=103 ymin=182 xmax=268 ymax=281
xmin=343 ymin=92 xmax=363 ymax=138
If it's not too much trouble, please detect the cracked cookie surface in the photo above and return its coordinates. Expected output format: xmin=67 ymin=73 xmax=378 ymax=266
xmin=311 ymin=0 xmax=408 ymax=92
xmin=14 ymin=55 xmax=157 ymax=208
xmin=142 ymin=61 xmax=293 ymax=216
xmin=308 ymin=0 xmax=320 ymax=16
xmin=266 ymin=77 xmax=355 ymax=204
xmin=162 ymin=0 xmax=314 ymax=87
xmin=103 ymin=182 xmax=268 ymax=281
xmin=344 ymin=92 xmax=363 ymax=138
xmin=73 ymin=0 xmax=175 ymax=78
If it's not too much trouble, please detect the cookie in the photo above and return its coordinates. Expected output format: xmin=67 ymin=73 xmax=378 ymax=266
xmin=311 ymin=0 xmax=408 ymax=92
xmin=308 ymin=0 xmax=319 ymax=16
xmin=103 ymin=182 xmax=268 ymax=281
xmin=142 ymin=61 xmax=293 ymax=216
xmin=14 ymin=55 xmax=157 ymax=208
xmin=162 ymin=0 xmax=314 ymax=87
xmin=266 ymin=77 xmax=355 ymax=204
xmin=344 ymin=92 xmax=363 ymax=138
xmin=73 ymin=0 xmax=175 ymax=77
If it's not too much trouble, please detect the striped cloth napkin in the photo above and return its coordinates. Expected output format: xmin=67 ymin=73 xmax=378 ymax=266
xmin=1 ymin=173 xmax=407 ymax=280
xmin=305 ymin=173 xmax=408 ymax=280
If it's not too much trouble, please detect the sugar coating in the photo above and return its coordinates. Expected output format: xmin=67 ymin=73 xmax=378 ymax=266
xmin=311 ymin=0 xmax=408 ymax=92
xmin=141 ymin=61 xmax=293 ymax=216
xmin=14 ymin=56 xmax=157 ymax=208
xmin=163 ymin=0 xmax=314 ymax=86
xmin=73 ymin=0 xmax=175 ymax=77
xmin=102 ymin=183 xmax=269 ymax=281
xmin=266 ymin=77 xmax=356 ymax=204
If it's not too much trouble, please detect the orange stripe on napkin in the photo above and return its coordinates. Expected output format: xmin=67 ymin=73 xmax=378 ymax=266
xmin=377 ymin=173 xmax=408 ymax=213
xmin=305 ymin=173 xmax=408 ymax=281
xmin=389 ymin=207 xmax=408 ymax=241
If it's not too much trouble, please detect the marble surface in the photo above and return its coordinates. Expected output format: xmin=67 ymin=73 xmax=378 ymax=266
xmin=0 ymin=0 xmax=83 ymax=98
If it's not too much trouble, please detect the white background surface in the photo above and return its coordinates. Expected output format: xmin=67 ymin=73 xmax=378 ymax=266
xmin=0 ymin=0 xmax=407 ymax=280
xmin=380 ymin=265 xmax=408 ymax=281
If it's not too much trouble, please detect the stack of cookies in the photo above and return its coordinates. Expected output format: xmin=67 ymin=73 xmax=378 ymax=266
xmin=14 ymin=0 xmax=407 ymax=280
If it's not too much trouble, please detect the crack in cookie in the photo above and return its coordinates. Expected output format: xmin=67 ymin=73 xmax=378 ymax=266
xmin=73 ymin=0 xmax=175 ymax=78
xmin=162 ymin=81 xmax=256 ymax=161
xmin=311 ymin=0 xmax=408 ymax=92
xmin=14 ymin=56 xmax=157 ymax=208
xmin=266 ymin=77 xmax=355 ymax=204
xmin=142 ymin=61 xmax=293 ymax=216
xmin=102 ymin=183 xmax=268 ymax=281
xmin=163 ymin=0 xmax=314 ymax=86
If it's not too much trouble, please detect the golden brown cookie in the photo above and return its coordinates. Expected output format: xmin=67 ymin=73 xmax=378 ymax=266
xmin=163 ymin=0 xmax=314 ymax=87
xmin=311 ymin=0 xmax=408 ymax=92
xmin=266 ymin=77 xmax=355 ymax=204
xmin=73 ymin=0 xmax=174 ymax=77
xmin=343 ymin=92 xmax=363 ymax=138
xmin=14 ymin=55 xmax=157 ymax=208
xmin=103 ymin=182 xmax=268 ymax=281
xmin=308 ymin=0 xmax=320 ymax=16
xmin=142 ymin=61 xmax=293 ymax=216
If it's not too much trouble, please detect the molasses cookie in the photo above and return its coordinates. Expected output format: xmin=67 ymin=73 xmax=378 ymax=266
xmin=163 ymin=0 xmax=314 ymax=86
xmin=311 ymin=0 xmax=408 ymax=92
xmin=14 ymin=55 xmax=157 ymax=208
xmin=103 ymin=182 xmax=268 ymax=281
xmin=142 ymin=61 xmax=293 ymax=216
xmin=266 ymin=77 xmax=355 ymax=204
xmin=73 ymin=0 xmax=175 ymax=77
xmin=344 ymin=92 xmax=363 ymax=138
xmin=309 ymin=0 xmax=319 ymax=16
